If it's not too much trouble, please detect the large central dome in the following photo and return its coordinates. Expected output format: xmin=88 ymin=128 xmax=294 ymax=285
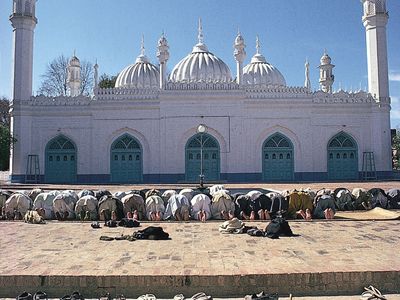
xmin=169 ymin=20 xmax=232 ymax=83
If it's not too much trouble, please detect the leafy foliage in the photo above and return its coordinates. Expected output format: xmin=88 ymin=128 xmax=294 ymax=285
xmin=98 ymin=73 xmax=117 ymax=89
xmin=0 ymin=98 xmax=14 ymax=170
xmin=392 ymin=130 xmax=400 ymax=170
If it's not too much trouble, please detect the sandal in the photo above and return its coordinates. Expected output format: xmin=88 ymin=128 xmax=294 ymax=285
xmin=361 ymin=285 xmax=387 ymax=300
xmin=99 ymin=236 xmax=114 ymax=241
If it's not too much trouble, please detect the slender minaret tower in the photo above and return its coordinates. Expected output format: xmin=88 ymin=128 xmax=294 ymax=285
xmin=233 ymin=30 xmax=246 ymax=85
xmin=361 ymin=0 xmax=390 ymax=103
xmin=94 ymin=60 xmax=99 ymax=88
xmin=67 ymin=52 xmax=81 ymax=97
xmin=362 ymin=0 xmax=392 ymax=174
xmin=157 ymin=32 xmax=169 ymax=89
xmin=318 ymin=50 xmax=335 ymax=93
xmin=10 ymin=0 xmax=37 ymax=101
xmin=305 ymin=58 xmax=311 ymax=91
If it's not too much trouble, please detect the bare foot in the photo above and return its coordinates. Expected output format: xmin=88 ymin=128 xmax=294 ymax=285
xmin=201 ymin=210 xmax=207 ymax=222
xmin=174 ymin=209 xmax=182 ymax=221
xmin=198 ymin=211 xmax=203 ymax=221
xmin=305 ymin=209 xmax=312 ymax=221
xmin=111 ymin=210 xmax=117 ymax=221
xmin=99 ymin=209 xmax=105 ymax=221
xmin=258 ymin=209 xmax=265 ymax=220
xmin=150 ymin=211 xmax=156 ymax=221
xmin=182 ymin=208 xmax=190 ymax=221
xmin=324 ymin=208 xmax=330 ymax=220
xmin=228 ymin=210 xmax=234 ymax=219
xmin=328 ymin=208 xmax=335 ymax=219
xmin=156 ymin=211 xmax=162 ymax=221
xmin=240 ymin=211 xmax=249 ymax=220
xmin=126 ymin=211 xmax=133 ymax=219
xmin=264 ymin=210 xmax=271 ymax=220
xmin=250 ymin=211 xmax=256 ymax=221
xmin=297 ymin=210 xmax=306 ymax=220
xmin=132 ymin=210 xmax=138 ymax=220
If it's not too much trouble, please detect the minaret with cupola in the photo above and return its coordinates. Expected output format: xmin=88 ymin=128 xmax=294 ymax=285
xmin=157 ymin=32 xmax=169 ymax=89
xmin=318 ymin=50 xmax=335 ymax=93
xmin=67 ymin=53 xmax=81 ymax=97
xmin=233 ymin=30 xmax=246 ymax=85
xmin=361 ymin=0 xmax=390 ymax=104
xmin=10 ymin=0 xmax=37 ymax=101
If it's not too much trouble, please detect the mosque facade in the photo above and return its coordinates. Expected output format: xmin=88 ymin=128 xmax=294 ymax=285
xmin=9 ymin=0 xmax=393 ymax=183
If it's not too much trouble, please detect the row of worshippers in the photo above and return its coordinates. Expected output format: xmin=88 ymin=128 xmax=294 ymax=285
xmin=0 ymin=186 xmax=399 ymax=222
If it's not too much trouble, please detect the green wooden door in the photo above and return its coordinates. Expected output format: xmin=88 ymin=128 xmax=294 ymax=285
xmin=45 ymin=135 xmax=77 ymax=183
xmin=328 ymin=132 xmax=358 ymax=180
xmin=110 ymin=134 xmax=142 ymax=183
xmin=263 ymin=133 xmax=294 ymax=182
xmin=186 ymin=133 xmax=220 ymax=182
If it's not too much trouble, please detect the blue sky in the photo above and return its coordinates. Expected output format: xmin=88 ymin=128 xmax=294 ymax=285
xmin=0 ymin=0 xmax=399 ymax=126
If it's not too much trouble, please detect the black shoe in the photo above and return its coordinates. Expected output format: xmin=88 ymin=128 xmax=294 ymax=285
xmin=60 ymin=295 xmax=71 ymax=300
xmin=33 ymin=291 xmax=47 ymax=300
xmin=70 ymin=291 xmax=84 ymax=300
xmin=17 ymin=292 xmax=33 ymax=300
xmin=91 ymin=221 xmax=101 ymax=229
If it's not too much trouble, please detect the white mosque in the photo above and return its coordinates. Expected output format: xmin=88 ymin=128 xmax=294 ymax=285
xmin=9 ymin=0 xmax=392 ymax=184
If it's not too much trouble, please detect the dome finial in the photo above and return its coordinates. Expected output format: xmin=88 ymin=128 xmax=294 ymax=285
xmin=198 ymin=18 xmax=204 ymax=44
xmin=256 ymin=35 xmax=261 ymax=55
xmin=141 ymin=34 xmax=145 ymax=56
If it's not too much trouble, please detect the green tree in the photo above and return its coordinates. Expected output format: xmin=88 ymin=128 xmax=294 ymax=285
xmin=98 ymin=73 xmax=117 ymax=89
xmin=392 ymin=129 xmax=400 ymax=170
xmin=0 ymin=97 xmax=15 ymax=170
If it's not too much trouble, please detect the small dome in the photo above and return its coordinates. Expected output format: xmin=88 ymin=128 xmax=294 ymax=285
xmin=169 ymin=19 xmax=232 ymax=83
xmin=115 ymin=38 xmax=160 ymax=89
xmin=320 ymin=52 xmax=332 ymax=65
xmin=115 ymin=55 xmax=160 ymax=89
xmin=235 ymin=33 xmax=245 ymax=46
xmin=243 ymin=38 xmax=286 ymax=86
xmin=69 ymin=55 xmax=80 ymax=67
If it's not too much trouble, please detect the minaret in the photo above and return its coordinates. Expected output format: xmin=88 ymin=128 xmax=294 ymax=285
xmin=233 ymin=30 xmax=246 ymax=85
xmin=10 ymin=0 xmax=37 ymax=101
xmin=157 ymin=32 xmax=169 ymax=89
xmin=305 ymin=58 xmax=311 ymax=91
xmin=67 ymin=52 xmax=81 ymax=97
xmin=361 ymin=0 xmax=390 ymax=103
xmin=318 ymin=50 xmax=335 ymax=93
xmin=94 ymin=60 xmax=99 ymax=88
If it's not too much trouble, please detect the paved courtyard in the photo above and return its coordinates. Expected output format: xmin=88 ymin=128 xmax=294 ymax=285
xmin=1 ymin=218 xmax=399 ymax=298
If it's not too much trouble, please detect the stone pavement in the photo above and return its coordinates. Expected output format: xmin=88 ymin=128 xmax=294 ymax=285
xmin=1 ymin=219 xmax=399 ymax=298
xmin=1 ymin=178 xmax=400 ymax=194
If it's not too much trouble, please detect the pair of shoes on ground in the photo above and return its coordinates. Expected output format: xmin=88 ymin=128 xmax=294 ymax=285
xmin=99 ymin=292 xmax=125 ymax=300
xmin=173 ymin=292 xmax=212 ymax=300
xmin=361 ymin=285 xmax=387 ymax=299
xmin=61 ymin=291 xmax=84 ymax=300
xmin=244 ymin=291 xmax=279 ymax=300
xmin=17 ymin=291 xmax=47 ymax=300
xmin=91 ymin=221 xmax=101 ymax=228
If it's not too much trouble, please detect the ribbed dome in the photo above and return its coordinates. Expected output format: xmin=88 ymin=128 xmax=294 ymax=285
xmin=115 ymin=42 xmax=160 ymax=89
xmin=243 ymin=37 xmax=286 ymax=86
xmin=169 ymin=20 xmax=232 ymax=83
xmin=169 ymin=43 xmax=232 ymax=83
